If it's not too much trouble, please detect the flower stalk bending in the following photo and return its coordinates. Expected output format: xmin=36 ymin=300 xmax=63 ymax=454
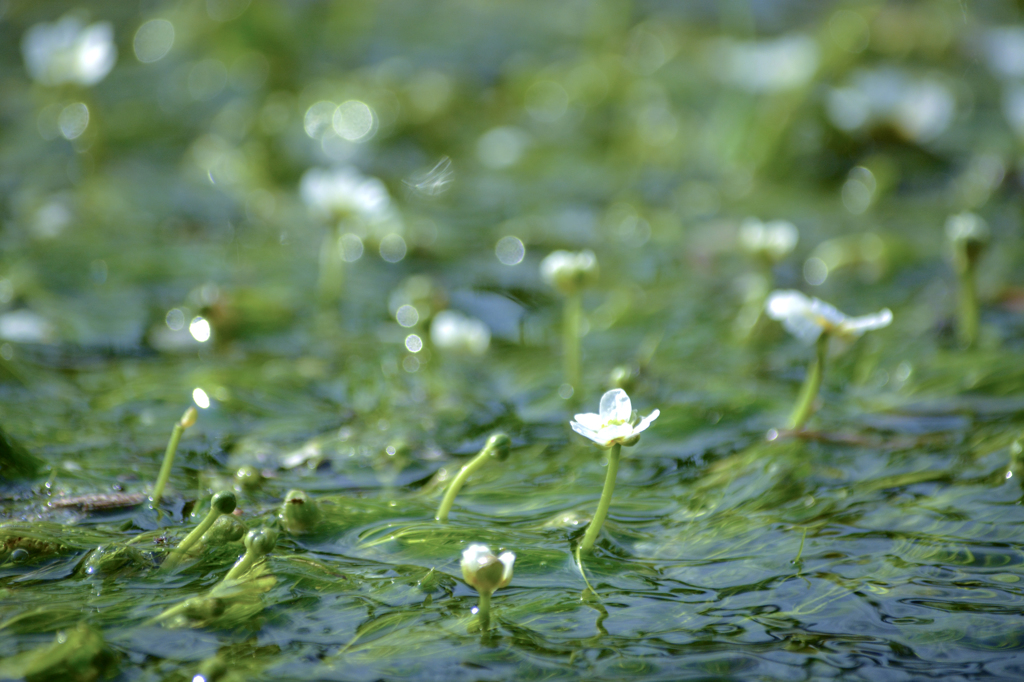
xmin=766 ymin=290 xmax=892 ymax=431
xmin=161 ymin=491 xmax=236 ymax=571
xmin=570 ymin=389 xmax=659 ymax=553
xmin=151 ymin=407 xmax=198 ymax=508
xmin=436 ymin=433 xmax=511 ymax=522
xmin=223 ymin=527 xmax=278 ymax=581
xmin=787 ymin=334 xmax=828 ymax=431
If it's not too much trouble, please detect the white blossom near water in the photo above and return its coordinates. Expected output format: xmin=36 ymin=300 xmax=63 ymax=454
xmin=765 ymin=290 xmax=892 ymax=344
xmin=570 ymin=388 xmax=660 ymax=448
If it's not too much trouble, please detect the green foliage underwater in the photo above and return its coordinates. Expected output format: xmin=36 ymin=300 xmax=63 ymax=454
xmin=1 ymin=0 xmax=1024 ymax=680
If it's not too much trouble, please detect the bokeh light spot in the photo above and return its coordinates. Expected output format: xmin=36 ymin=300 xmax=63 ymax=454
xmin=189 ymin=316 xmax=211 ymax=342
xmin=333 ymin=100 xmax=376 ymax=142
xmin=396 ymin=305 xmax=419 ymax=328
xmin=58 ymin=102 xmax=89 ymax=140
xmin=133 ymin=19 xmax=174 ymax=63
xmin=192 ymin=387 xmax=211 ymax=409
xmin=495 ymin=236 xmax=525 ymax=265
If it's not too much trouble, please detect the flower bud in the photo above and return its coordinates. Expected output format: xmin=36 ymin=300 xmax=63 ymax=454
xmin=540 ymin=250 xmax=599 ymax=296
xmin=461 ymin=544 xmax=514 ymax=596
xmin=179 ymin=407 xmax=198 ymax=429
xmin=279 ymin=489 xmax=320 ymax=534
xmin=244 ymin=527 xmax=278 ymax=557
xmin=485 ymin=433 xmax=512 ymax=462
xmin=200 ymin=515 xmax=247 ymax=546
xmin=209 ymin=491 xmax=237 ymax=516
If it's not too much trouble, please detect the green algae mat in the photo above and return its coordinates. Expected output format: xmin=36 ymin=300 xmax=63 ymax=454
xmin=2 ymin=2 xmax=1024 ymax=680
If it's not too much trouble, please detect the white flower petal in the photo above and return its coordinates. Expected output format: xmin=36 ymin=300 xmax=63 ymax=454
xmin=634 ymin=409 xmax=660 ymax=435
xmin=807 ymin=296 xmax=846 ymax=327
xmin=497 ymin=551 xmax=515 ymax=588
xmin=765 ymin=289 xmax=811 ymax=321
xmin=570 ymin=421 xmax=602 ymax=443
xmin=838 ymin=308 xmax=893 ymax=337
xmin=572 ymin=412 xmax=603 ymax=431
xmin=599 ymin=388 xmax=632 ymax=422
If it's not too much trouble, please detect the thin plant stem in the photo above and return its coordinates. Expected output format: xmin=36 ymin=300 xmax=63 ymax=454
xmin=224 ymin=552 xmax=258 ymax=582
xmin=436 ymin=442 xmax=497 ymax=522
xmin=161 ymin=504 xmax=229 ymax=572
xmin=956 ymin=265 xmax=979 ymax=349
xmin=563 ymin=291 xmax=582 ymax=391
xmin=787 ymin=334 xmax=829 ymax=431
xmin=476 ymin=591 xmax=492 ymax=630
xmin=318 ymin=228 xmax=343 ymax=307
xmin=579 ymin=443 xmax=621 ymax=553
xmin=151 ymin=407 xmax=197 ymax=508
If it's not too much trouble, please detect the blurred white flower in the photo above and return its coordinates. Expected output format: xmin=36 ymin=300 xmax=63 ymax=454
xmin=738 ymin=218 xmax=799 ymax=261
xmin=430 ymin=310 xmax=490 ymax=355
xmin=0 ymin=310 xmax=55 ymax=344
xmin=299 ymin=167 xmax=391 ymax=222
xmin=765 ymin=289 xmax=892 ymax=344
xmin=460 ymin=544 xmax=514 ymax=596
xmin=571 ymin=388 xmax=659 ymax=448
xmin=22 ymin=15 xmax=116 ymax=86
xmin=945 ymin=212 xmax=990 ymax=247
xmin=826 ymin=68 xmax=954 ymax=143
xmin=540 ymin=249 xmax=598 ymax=295
xmin=711 ymin=34 xmax=818 ymax=93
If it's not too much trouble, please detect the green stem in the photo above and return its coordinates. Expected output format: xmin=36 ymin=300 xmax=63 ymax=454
xmin=956 ymin=264 xmax=979 ymax=349
xmin=224 ymin=551 xmax=258 ymax=582
xmin=318 ymin=228 xmax=343 ymax=307
xmin=151 ymin=408 xmax=196 ymax=508
xmin=579 ymin=443 xmax=621 ymax=553
xmin=563 ymin=291 xmax=582 ymax=392
xmin=787 ymin=334 xmax=829 ymax=431
xmin=436 ymin=445 xmax=495 ymax=522
xmin=476 ymin=591 xmax=492 ymax=630
xmin=161 ymin=512 xmax=218 ymax=572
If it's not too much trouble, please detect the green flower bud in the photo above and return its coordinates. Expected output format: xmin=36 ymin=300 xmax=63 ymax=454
xmin=485 ymin=433 xmax=512 ymax=462
xmin=244 ymin=527 xmax=278 ymax=557
xmin=200 ymin=515 xmax=247 ymax=546
xmin=279 ymin=489 xmax=320 ymax=534
xmin=540 ymin=250 xmax=599 ymax=296
xmin=234 ymin=465 xmax=263 ymax=491
xmin=460 ymin=544 xmax=514 ymax=596
xmin=210 ymin=491 xmax=237 ymax=516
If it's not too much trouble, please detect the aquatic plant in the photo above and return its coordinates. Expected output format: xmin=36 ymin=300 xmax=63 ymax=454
xmin=223 ymin=527 xmax=279 ymax=581
xmin=946 ymin=212 xmax=989 ymax=349
xmin=765 ymin=290 xmax=892 ymax=430
xmin=279 ymin=489 xmax=321 ymax=534
xmin=435 ymin=433 xmax=512 ymax=522
xmin=161 ymin=491 xmax=236 ymax=571
xmin=150 ymin=406 xmax=198 ymax=508
xmin=540 ymin=249 xmax=598 ymax=392
xmin=571 ymin=388 xmax=659 ymax=553
xmin=460 ymin=544 xmax=514 ymax=630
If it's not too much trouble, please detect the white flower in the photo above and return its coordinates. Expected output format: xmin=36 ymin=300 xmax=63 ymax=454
xmin=430 ymin=310 xmax=490 ymax=355
xmin=570 ymin=388 xmax=659 ymax=448
xmin=461 ymin=544 xmax=514 ymax=595
xmin=540 ymin=250 xmax=598 ymax=295
xmin=22 ymin=15 xmax=116 ymax=87
xmin=299 ymin=166 xmax=391 ymax=222
xmin=765 ymin=290 xmax=892 ymax=344
xmin=945 ymin=212 xmax=989 ymax=247
xmin=738 ymin=218 xmax=798 ymax=261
